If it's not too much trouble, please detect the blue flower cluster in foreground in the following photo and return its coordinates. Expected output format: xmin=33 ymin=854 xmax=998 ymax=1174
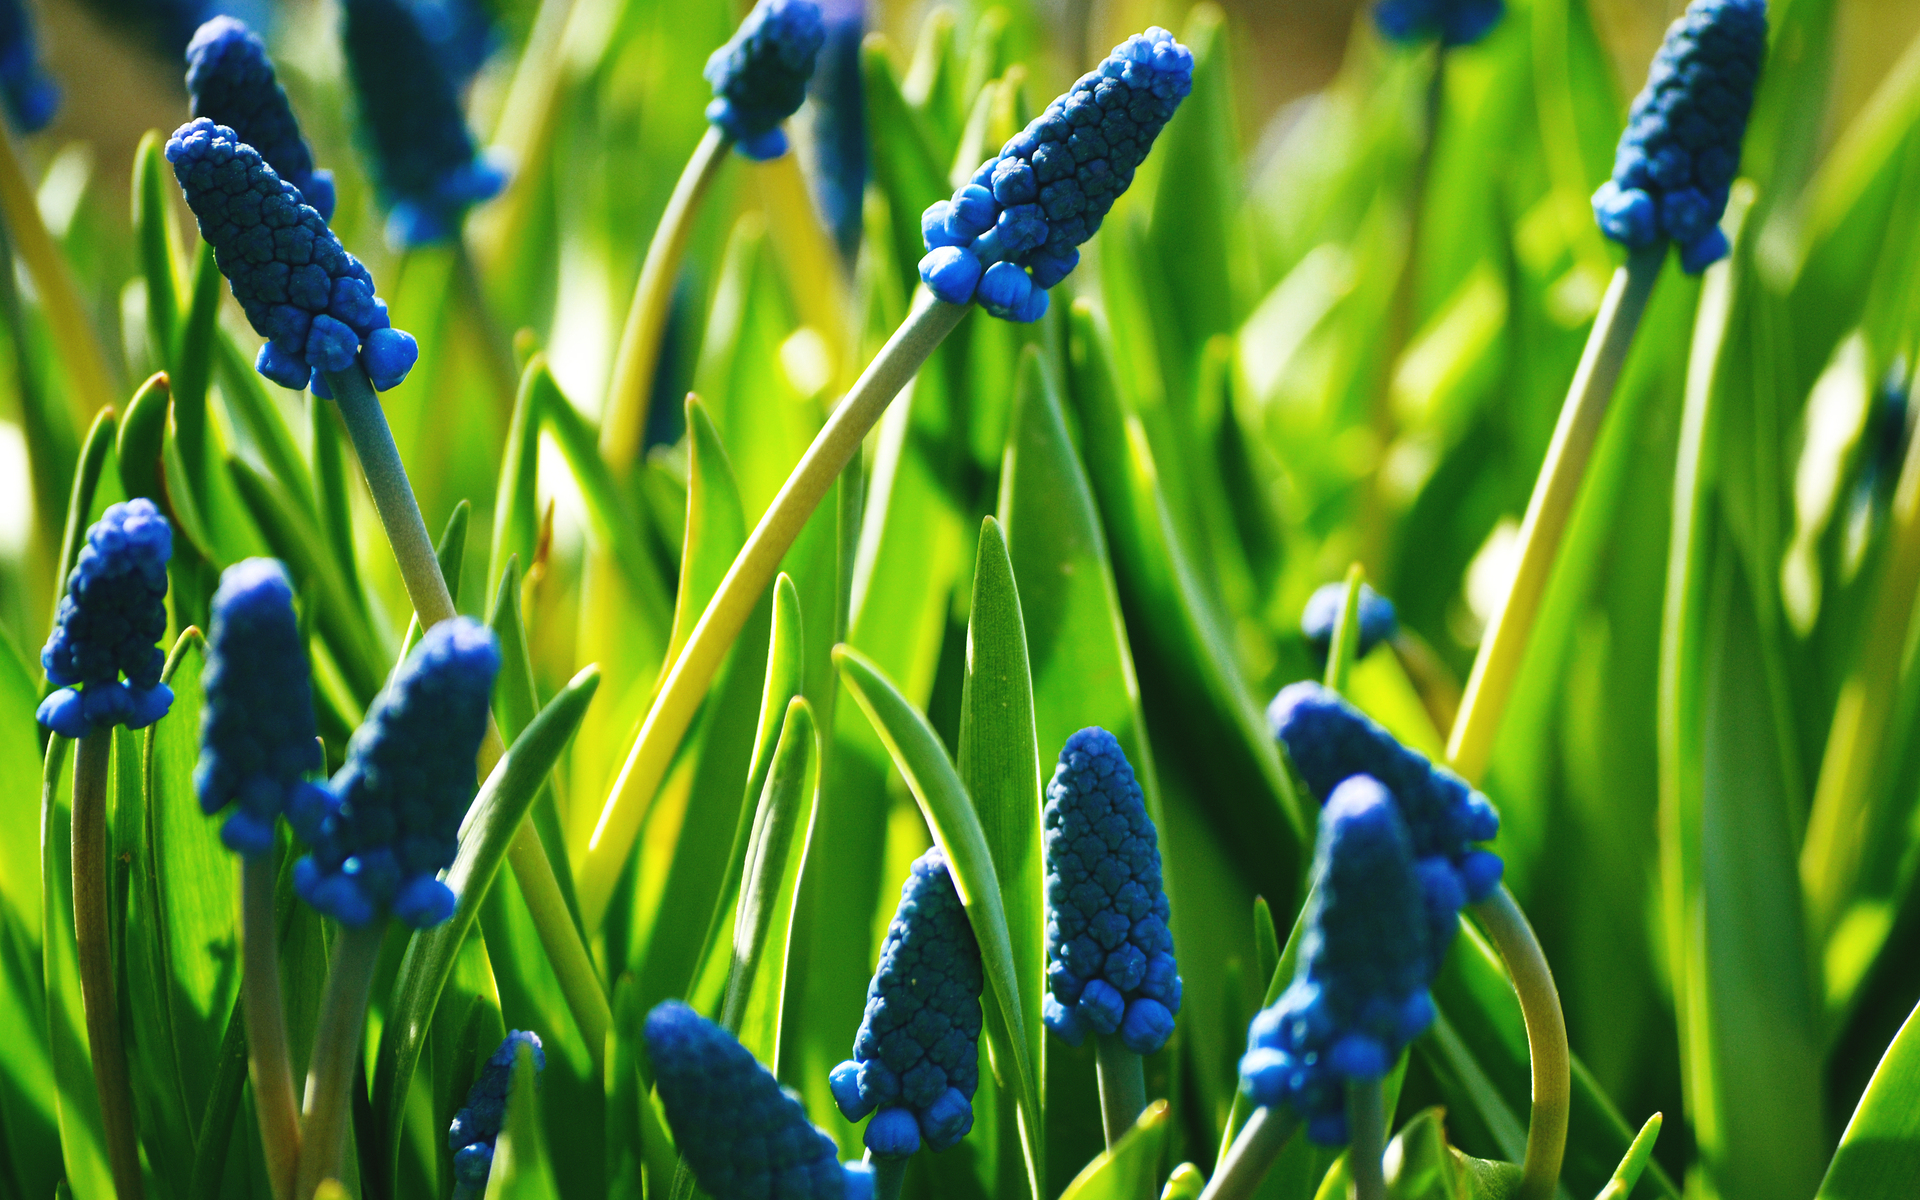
xmin=1301 ymin=582 xmax=1398 ymax=666
xmin=186 ymin=16 xmax=334 ymax=220
xmin=293 ymin=618 xmax=498 ymax=928
xmin=1241 ymin=777 xmax=1435 ymax=1145
xmin=830 ymin=847 xmax=983 ymax=1158
xmin=38 ymin=500 xmax=174 ymax=738
xmin=448 ymin=1031 xmax=544 ymax=1200
xmin=0 ymin=0 xmax=58 ymax=132
xmin=1591 ymin=0 xmax=1767 ymax=274
xmin=646 ymin=1002 xmax=874 ymax=1200
xmin=343 ymin=0 xmax=506 ymax=247
xmin=1041 ymin=728 xmax=1181 ymax=1054
xmin=1372 ymin=0 xmax=1504 ymax=47
xmin=198 ymin=559 xmax=328 ymax=856
xmin=919 ymin=27 xmax=1193 ymax=322
xmin=167 ymin=118 xmax=419 ymax=393
xmin=704 ymin=0 xmax=825 ymax=160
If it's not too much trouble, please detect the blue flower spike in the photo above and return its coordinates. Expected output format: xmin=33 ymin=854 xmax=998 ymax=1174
xmin=447 ymin=1031 xmax=545 ymax=1200
xmin=1240 ymin=776 xmax=1435 ymax=1146
xmin=830 ymin=847 xmax=984 ymax=1158
xmin=1040 ymin=728 xmax=1181 ymax=1055
xmin=1372 ymin=0 xmax=1505 ymax=48
xmin=646 ymin=1001 xmax=876 ymax=1200
xmin=197 ymin=559 xmax=329 ymax=856
xmin=342 ymin=0 xmax=508 ymax=248
xmin=1591 ymin=0 xmax=1768 ymax=274
xmin=0 ymin=0 xmax=58 ymax=132
xmin=186 ymin=16 xmax=335 ymax=220
xmin=292 ymin=617 xmax=499 ymax=929
xmin=704 ymin=0 xmax=826 ymax=161
xmin=37 ymin=500 xmax=175 ymax=739
xmin=1300 ymin=582 xmax=1399 ymax=667
xmin=917 ymin=27 xmax=1194 ymax=323
xmin=806 ymin=0 xmax=865 ymax=258
xmin=166 ymin=118 xmax=420 ymax=394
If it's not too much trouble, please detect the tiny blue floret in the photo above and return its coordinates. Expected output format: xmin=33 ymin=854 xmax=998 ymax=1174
xmin=186 ymin=16 xmax=334 ymax=219
xmin=1300 ymin=582 xmax=1399 ymax=667
xmin=1591 ymin=0 xmax=1767 ymax=274
xmin=0 ymin=0 xmax=58 ymax=132
xmin=38 ymin=500 xmax=174 ymax=739
xmin=1372 ymin=0 xmax=1504 ymax=47
xmin=704 ymin=0 xmax=826 ymax=160
xmin=447 ymin=1031 xmax=544 ymax=1200
xmin=831 ymin=846 xmax=983 ymax=1158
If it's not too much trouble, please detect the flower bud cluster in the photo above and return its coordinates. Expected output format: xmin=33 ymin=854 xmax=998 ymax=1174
xmin=38 ymin=500 xmax=175 ymax=738
xmin=448 ymin=1031 xmax=544 ymax=1200
xmin=186 ymin=17 xmax=335 ymax=220
xmin=704 ymin=0 xmax=826 ymax=161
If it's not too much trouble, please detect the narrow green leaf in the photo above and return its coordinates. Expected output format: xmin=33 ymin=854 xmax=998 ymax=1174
xmin=214 ymin=329 xmax=318 ymax=519
xmin=1597 ymin=1114 xmax=1664 ymax=1200
xmin=185 ymin=994 xmax=246 ymax=1200
xmin=489 ymin=356 xmax=544 ymax=596
xmin=1057 ymin=1100 xmax=1170 ymax=1200
xmin=490 ymin=556 xmax=578 ymax=921
xmin=398 ymin=499 xmax=471 ymax=666
xmin=131 ymin=130 xmax=183 ymax=374
xmin=114 ymin=372 xmax=168 ymax=506
xmin=40 ymin=737 xmax=112 ymax=1199
xmin=667 ymin=394 xmax=749 ymax=672
xmin=170 ymin=241 xmax=221 ymax=486
xmin=1816 ymin=998 xmax=1920 ymax=1199
xmin=720 ymin=697 xmax=817 ymax=1029
xmin=863 ymin=36 xmax=952 ymax=294
xmin=51 ymin=407 xmax=118 ymax=642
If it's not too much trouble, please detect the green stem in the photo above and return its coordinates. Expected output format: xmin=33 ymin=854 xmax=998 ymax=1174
xmin=1347 ymin=1080 xmax=1388 ymax=1200
xmin=294 ymin=920 xmax=385 ymax=1200
xmin=72 ymin=729 xmax=144 ymax=1200
xmin=1446 ymin=245 xmax=1663 ymax=782
xmin=1471 ymin=886 xmax=1569 ymax=1200
xmin=1196 ymin=1106 xmax=1299 ymax=1200
xmin=1095 ymin=1033 xmax=1147 ymax=1149
xmin=452 ymin=235 xmax=523 ymax=414
xmin=506 ymin=823 xmax=610 ymax=1070
xmin=602 ymin=124 xmax=732 ymax=472
xmin=1324 ymin=564 xmax=1366 ymax=695
xmin=869 ymin=1152 xmax=908 ymax=1200
xmin=580 ymin=293 xmax=969 ymax=929
xmin=242 ymin=854 xmax=301 ymax=1200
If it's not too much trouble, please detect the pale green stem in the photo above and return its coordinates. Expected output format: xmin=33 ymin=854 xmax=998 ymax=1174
xmin=580 ymin=294 xmax=970 ymax=928
xmin=1446 ymin=245 xmax=1663 ymax=782
xmin=869 ymin=1152 xmax=908 ymax=1200
xmin=1095 ymin=1033 xmax=1147 ymax=1149
xmin=601 ymin=125 xmax=732 ymax=471
xmin=506 ymin=825 xmax=610 ymax=1071
xmin=1196 ymin=1106 xmax=1299 ymax=1200
xmin=1471 ymin=886 xmax=1569 ymax=1200
xmin=1347 ymin=1080 xmax=1387 ymax=1200
xmin=243 ymin=854 xmax=301 ymax=1200
xmin=294 ymin=920 xmax=384 ymax=1200
xmin=73 ymin=729 xmax=144 ymax=1200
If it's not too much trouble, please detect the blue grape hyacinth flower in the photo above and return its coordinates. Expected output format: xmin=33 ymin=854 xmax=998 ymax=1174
xmin=342 ymin=0 xmax=507 ymax=248
xmin=197 ymin=559 xmax=328 ymax=856
xmin=646 ymin=1001 xmax=876 ymax=1200
xmin=1591 ymin=0 xmax=1767 ymax=274
xmin=918 ymin=27 xmax=1193 ymax=323
xmin=1240 ymin=776 xmax=1435 ymax=1145
xmin=1300 ymin=582 xmax=1398 ymax=667
xmin=166 ymin=118 xmax=420 ymax=394
xmin=403 ymin=0 xmax=496 ymax=92
xmin=0 ymin=0 xmax=58 ymax=132
xmin=38 ymin=500 xmax=174 ymax=739
xmin=1040 ymin=728 xmax=1182 ymax=1055
xmin=806 ymin=0 xmax=865 ymax=259
xmin=186 ymin=16 xmax=334 ymax=220
xmin=705 ymin=0 xmax=826 ymax=161
xmin=293 ymin=618 xmax=498 ymax=929
xmin=1372 ymin=0 xmax=1504 ymax=47
xmin=829 ymin=847 xmax=984 ymax=1158
xmin=447 ymin=1031 xmax=544 ymax=1200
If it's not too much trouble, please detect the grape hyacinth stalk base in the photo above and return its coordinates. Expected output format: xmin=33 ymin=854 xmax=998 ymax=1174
xmin=295 ymin=921 xmax=385 ymax=1200
xmin=1347 ymin=1081 xmax=1388 ymax=1200
xmin=1196 ymin=1106 xmax=1300 ymax=1200
xmin=1095 ymin=1033 xmax=1148 ymax=1148
xmin=243 ymin=854 xmax=302 ymax=1200
xmin=868 ymin=1151 xmax=907 ymax=1200
xmin=1471 ymin=887 xmax=1569 ymax=1200
xmin=72 ymin=730 xmax=145 ymax=1200
xmin=582 ymin=292 xmax=968 ymax=926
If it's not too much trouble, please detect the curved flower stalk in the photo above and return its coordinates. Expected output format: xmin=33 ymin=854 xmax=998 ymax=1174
xmin=1372 ymin=0 xmax=1504 ymax=47
xmin=449 ymin=1031 xmax=545 ymax=1200
xmin=186 ymin=16 xmax=334 ymax=219
xmin=646 ymin=1001 xmax=876 ymax=1200
xmin=0 ymin=0 xmax=58 ymax=132
xmin=830 ymin=848 xmax=984 ymax=1163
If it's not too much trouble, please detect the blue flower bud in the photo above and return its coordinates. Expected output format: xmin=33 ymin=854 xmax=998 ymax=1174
xmin=1240 ymin=777 xmax=1434 ymax=1145
xmin=342 ymin=0 xmax=507 ymax=248
xmin=832 ymin=847 xmax=983 ymax=1156
xmin=166 ymin=118 xmax=420 ymax=393
xmin=1591 ymin=0 xmax=1767 ymax=274
xmin=0 ymin=0 xmax=58 ymax=132
xmin=197 ymin=559 xmax=326 ymax=856
xmin=1300 ymin=582 xmax=1398 ymax=667
xmin=186 ymin=17 xmax=334 ymax=219
xmin=705 ymin=0 xmax=826 ymax=161
xmin=916 ymin=27 xmax=1192 ymax=321
xmin=1041 ymin=728 xmax=1181 ymax=1055
xmin=646 ymin=1001 xmax=867 ymax=1200
xmin=448 ymin=1031 xmax=544 ymax=1200
xmin=38 ymin=500 xmax=174 ymax=739
xmin=293 ymin=618 xmax=498 ymax=928
xmin=1372 ymin=0 xmax=1505 ymax=47
xmin=806 ymin=0 xmax=865 ymax=259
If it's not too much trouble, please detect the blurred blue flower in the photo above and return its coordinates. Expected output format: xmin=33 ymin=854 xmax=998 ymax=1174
xmin=830 ymin=847 xmax=983 ymax=1158
xmin=705 ymin=0 xmax=826 ymax=161
xmin=919 ymin=27 xmax=1193 ymax=323
xmin=166 ymin=117 xmax=420 ymax=393
xmin=1591 ymin=0 xmax=1767 ymax=274
xmin=448 ymin=1031 xmax=544 ymax=1200
xmin=1300 ymin=582 xmax=1398 ymax=667
xmin=401 ymin=0 xmax=496 ymax=92
xmin=1372 ymin=0 xmax=1504 ymax=48
xmin=0 ymin=0 xmax=58 ymax=132
xmin=806 ymin=0 xmax=865 ymax=260
xmin=38 ymin=500 xmax=174 ymax=738
xmin=186 ymin=16 xmax=335 ymax=220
